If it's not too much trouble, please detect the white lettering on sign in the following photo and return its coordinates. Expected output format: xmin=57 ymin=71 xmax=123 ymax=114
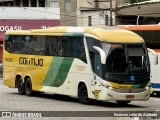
xmin=0 ymin=26 xmax=22 ymax=32
xmin=41 ymin=26 xmax=51 ymax=29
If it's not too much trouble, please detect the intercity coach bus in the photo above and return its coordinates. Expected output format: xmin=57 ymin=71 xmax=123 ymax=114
xmin=114 ymin=25 xmax=160 ymax=95
xmin=3 ymin=26 xmax=157 ymax=105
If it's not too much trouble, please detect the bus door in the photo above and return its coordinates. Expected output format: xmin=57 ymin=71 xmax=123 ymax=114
xmin=91 ymin=74 xmax=102 ymax=99
xmin=90 ymin=52 xmax=102 ymax=99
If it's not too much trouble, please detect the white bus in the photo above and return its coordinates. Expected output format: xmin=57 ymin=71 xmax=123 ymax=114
xmin=3 ymin=26 xmax=157 ymax=105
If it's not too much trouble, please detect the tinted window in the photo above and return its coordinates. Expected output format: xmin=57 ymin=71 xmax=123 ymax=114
xmin=5 ymin=35 xmax=87 ymax=63
xmin=21 ymin=36 xmax=33 ymax=54
xmin=86 ymin=37 xmax=102 ymax=77
xmin=5 ymin=35 xmax=25 ymax=54
xmin=45 ymin=36 xmax=60 ymax=56
xmin=60 ymin=36 xmax=87 ymax=63
xmin=31 ymin=36 xmax=45 ymax=55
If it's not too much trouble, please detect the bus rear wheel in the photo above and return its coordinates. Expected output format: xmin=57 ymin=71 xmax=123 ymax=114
xmin=25 ymin=78 xmax=33 ymax=96
xmin=116 ymin=101 xmax=131 ymax=105
xmin=78 ymin=84 xmax=91 ymax=104
xmin=17 ymin=77 xmax=25 ymax=95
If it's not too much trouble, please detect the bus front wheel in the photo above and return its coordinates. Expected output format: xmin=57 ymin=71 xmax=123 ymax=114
xmin=78 ymin=84 xmax=91 ymax=104
xmin=116 ymin=101 xmax=131 ymax=105
xmin=17 ymin=77 xmax=25 ymax=95
xmin=25 ymin=78 xmax=33 ymax=96
xmin=156 ymin=92 xmax=160 ymax=96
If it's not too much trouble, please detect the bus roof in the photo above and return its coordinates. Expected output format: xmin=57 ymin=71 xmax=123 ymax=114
xmin=5 ymin=26 xmax=144 ymax=43
xmin=115 ymin=25 xmax=160 ymax=30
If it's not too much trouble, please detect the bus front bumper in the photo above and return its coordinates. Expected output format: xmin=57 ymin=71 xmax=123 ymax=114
xmin=100 ymin=88 xmax=150 ymax=101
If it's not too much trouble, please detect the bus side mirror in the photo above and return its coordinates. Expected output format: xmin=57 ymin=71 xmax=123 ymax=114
xmin=93 ymin=46 xmax=106 ymax=64
xmin=147 ymin=48 xmax=158 ymax=65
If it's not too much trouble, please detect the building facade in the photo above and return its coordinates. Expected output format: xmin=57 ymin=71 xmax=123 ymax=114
xmin=116 ymin=0 xmax=160 ymax=25
xmin=59 ymin=0 xmax=117 ymax=27
xmin=0 ymin=0 xmax=60 ymax=62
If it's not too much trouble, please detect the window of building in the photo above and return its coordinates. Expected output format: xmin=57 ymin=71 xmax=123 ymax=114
xmin=31 ymin=0 xmax=36 ymax=7
xmin=64 ymin=0 xmax=71 ymax=13
xmin=49 ymin=0 xmax=59 ymax=8
xmin=15 ymin=0 xmax=21 ymax=7
xmin=88 ymin=16 xmax=92 ymax=26
xmin=23 ymin=0 xmax=29 ymax=7
xmin=39 ymin=0 xmax=45 ymax=7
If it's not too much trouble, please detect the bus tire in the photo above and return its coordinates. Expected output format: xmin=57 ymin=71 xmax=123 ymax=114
xmin=156 ymin=92 xmax=160 ymax=96
xmin=17 ymin=77 xmax=25 ymax=95
xmin=116 ymin=101 xmax=131 ymax=105
xmin=25 ymin=78 xmax=33 ymax=96
xmin=78 ymin=84 xmax=91 ymax=104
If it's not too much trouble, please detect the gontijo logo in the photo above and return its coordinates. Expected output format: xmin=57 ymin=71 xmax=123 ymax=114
xmin=19 ymin=57 xmax=43 ymax=66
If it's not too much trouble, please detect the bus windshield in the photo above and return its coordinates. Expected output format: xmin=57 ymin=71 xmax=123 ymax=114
xmin=102 ymin=43 xmax=149 ymax=82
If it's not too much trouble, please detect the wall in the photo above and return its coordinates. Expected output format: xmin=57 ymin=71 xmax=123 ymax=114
xmin=59 ymin=0 xmax=77 ymax=26
xmin=77 ymin=0 xmax=116 ymax=27
xmin=0 ymin=7 xmax=60 ymax=19
xmin=0 ymin=6 xmax=60 ymax=61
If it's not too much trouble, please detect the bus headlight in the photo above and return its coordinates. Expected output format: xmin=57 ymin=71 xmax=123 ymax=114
xmin=100 ymin=83 xmax=113 ymax=90
xmin=108 ymin=86 xmax=113 ymax=90
xmin=145 ymin=86 xmax=150 ymax=90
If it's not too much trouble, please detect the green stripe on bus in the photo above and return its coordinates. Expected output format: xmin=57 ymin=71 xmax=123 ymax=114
xmin=42 ymin=57 xmax=63 ymax=86
xmin=138 ymin=82 xmax=148 ymax=88
xmin=42 ymin=57 xmax=74 ymax=87
xmin=132 ymin=84 xmax=141 ymax=88
xmin=132 ymin=82 xmax=148 ymax=88
xmin=50 ymin=57 xmax=74 ymax=87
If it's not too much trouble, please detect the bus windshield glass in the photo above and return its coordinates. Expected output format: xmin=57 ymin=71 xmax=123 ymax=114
xmin=102 ymin=43 xmax=149 ymax=82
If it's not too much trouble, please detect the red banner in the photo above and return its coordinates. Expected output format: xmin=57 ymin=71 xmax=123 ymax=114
xmin=0 ymin=19 xmax=60 ymax=42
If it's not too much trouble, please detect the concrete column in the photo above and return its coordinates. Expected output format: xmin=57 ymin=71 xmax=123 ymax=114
xmin=13 ymin=0 xmax=16 ymax=6
xmin=29 ymin=0 xmax=31 ymax=7
xmin=20 ymin=0 xmax=23 ymax=7
xmin=36 ymin=0 xmax=39 ymax=7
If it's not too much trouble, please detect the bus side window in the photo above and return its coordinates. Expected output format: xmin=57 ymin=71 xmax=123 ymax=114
xmin=32 ymin=36 xmax=45 ymax=55
xmin=12 ymin=35 xmax=25 ymax=54
xmin=45 ymin=36 xmax=60 ymax=56
xmin=5 ymin=35 xmax=13 ymax=53
xmin=60 ymin=36 xmax=73 ymax=57
xmin=73 ymin=37 xmax=87 ymax=63
xmin=86 ymin=37 xmax=102 ymax=77
xmin=21 ymin=36 xmax=32 ymax=54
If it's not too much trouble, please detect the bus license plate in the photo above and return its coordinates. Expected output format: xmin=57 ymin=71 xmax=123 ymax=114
xmin=126 ymin=95 xmax=134 ymax=99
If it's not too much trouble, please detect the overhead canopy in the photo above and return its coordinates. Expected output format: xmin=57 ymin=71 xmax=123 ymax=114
xmin=117 ymin=0 xmax=160 ymax=17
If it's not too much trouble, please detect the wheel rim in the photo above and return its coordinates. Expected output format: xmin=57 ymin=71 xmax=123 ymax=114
xmin=81 ymin=89 xmax=89 ymax=100
xmin=26 ymin=82 xmax=31 ymax=94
